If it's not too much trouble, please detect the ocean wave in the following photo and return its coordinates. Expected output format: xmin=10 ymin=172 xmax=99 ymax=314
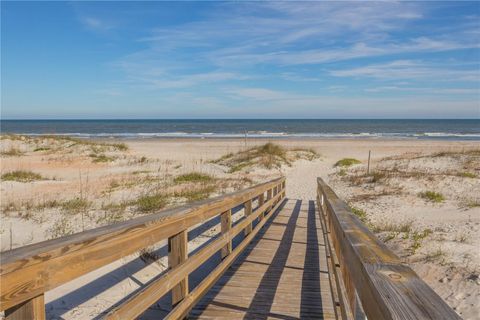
xmin=13 ymin=131 xmax=480 ymax=140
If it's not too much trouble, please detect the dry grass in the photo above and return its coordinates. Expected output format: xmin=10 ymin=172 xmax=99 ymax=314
xmin=61 ymin=198 xmax=91 ymax=213
xmin=1 ymin=170 xmax=44 ymax=182
xmin=1 ymin=147 xmax=24 ymax=156
xmin=334 ymin=158 xmax=361 ymax=167
xmin=214 ymin=143 xmax=317 ymax=172
xmin=174 ymin=185 xmax=217 ymax=202
xmin=133 ymin=193 xmax=169 ymax=213
xmin=174 ymin=172 xmax=214 ymax=184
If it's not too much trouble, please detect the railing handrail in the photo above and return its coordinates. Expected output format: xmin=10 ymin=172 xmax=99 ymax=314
xmin=0 ymin=176 xmax=285 ymax=319
xmin=316 ymin=177 xmax=460 ymax=320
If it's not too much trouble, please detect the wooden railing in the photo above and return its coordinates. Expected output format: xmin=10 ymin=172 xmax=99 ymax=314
xmin=316 ymin=177 xmax=461 ymax=320
xmin=0 ymin=177 xmax=286 ymax=320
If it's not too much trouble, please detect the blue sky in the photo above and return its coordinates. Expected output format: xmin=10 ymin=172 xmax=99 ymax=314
xmin=1 ymin=1 xmax=479 ymax=119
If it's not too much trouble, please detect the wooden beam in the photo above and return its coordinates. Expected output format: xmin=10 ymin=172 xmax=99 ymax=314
xmin=169 ymin=230 xmax=188 ymax=307
xmin=5 ymin=294 xmax=45 ymax=320
xmin=257 ymin=193 xmax=265 ymax=221
xmin=243 ymin=199 xmax=252 ymax=236
xmin=220 ymin=209 xmax=232 ymax=259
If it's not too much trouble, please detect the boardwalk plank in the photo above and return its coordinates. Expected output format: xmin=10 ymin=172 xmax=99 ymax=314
xmin=190 ymin=199 xmax=336 ymax=319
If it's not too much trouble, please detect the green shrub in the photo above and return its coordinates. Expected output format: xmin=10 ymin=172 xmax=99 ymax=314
xmin=350 ymin=206 xmax=368 ymax=223
xmin=174 ymin=172 xmax=214 ymax=183
xmin=61 ymin=198 xmax=90 ymax=213
xmin=459 ymin=172 xmax=476 ymax=178
xmin=419 ymin=191 xmax=445 ymax=203
xmin=334 ymin=158 xmax=361 ymax=167
xmin=134 ymin=194 xmax=168 ymax=212
xmin=1 ymin=170 xmax=43 ymax=182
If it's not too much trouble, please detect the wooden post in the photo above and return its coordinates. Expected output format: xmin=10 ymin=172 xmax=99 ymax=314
xmin=5 ymin=294 xmax=45 ymax=320
xmin=220 ymin=209 xmax=232 ymax=259
xmin=367 ymin=150 xmax=371 ymax=175
xmin=168 ymin=230 xmax=188 ymax=307
xmin=258 ymin=193 xmax=265 ymax=220
xmin=244 ymin=199 xmax=252 ymax=235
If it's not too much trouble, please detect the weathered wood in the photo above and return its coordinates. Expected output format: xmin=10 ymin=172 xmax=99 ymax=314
xmin=167 ymin=197 xmax=288 ymax=320
xmin=317 ymin=177 xmax=460 ymax=320
xmin=105 ymin=191 xmax=284 ymax=320
xmin=169 ymin=230 xmax=188 ymax=306
xmin=220 ymin=209 xmax=232 ymax=259
xmin=258 ymin=194 xmax=265 ymax=220
xmin=244 ymin=200 xmax=252 ymax=235
xmin=190 ymin=199 xmax=336 ymax=320
xmin=5 ymin=294 xmax=45 ymax=320
xmin=0 ymin=177 xmax=284 ymax=311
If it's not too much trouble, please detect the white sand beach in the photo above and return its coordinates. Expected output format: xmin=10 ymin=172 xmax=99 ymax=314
xmin=1 ymin=136 xmax=479 ymax=319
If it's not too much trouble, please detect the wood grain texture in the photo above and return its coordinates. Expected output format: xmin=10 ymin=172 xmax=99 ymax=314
xmin=317 ymin=177 xmax=460 ymax=320
xmin=243 ymin=200 xmax=253 ymax=236
xmin=169 ymin=230 xmax=188 ymax=306
xmin=0 ymin=177 xmax=284 ymax=311
xmin=190 ymin=199 xmax=336 ymax=320
xmin=220 ymin=209 xmax=232 ymax=259
xmin=5 ymin=294 xmax=45 ymax=320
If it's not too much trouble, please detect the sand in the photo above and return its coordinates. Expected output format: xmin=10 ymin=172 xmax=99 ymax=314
xmin=1 ymin=137 xmax=479 ymax=319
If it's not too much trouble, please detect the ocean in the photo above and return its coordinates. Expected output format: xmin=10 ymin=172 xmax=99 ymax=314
xmin=1 ymin=119 xmax=479 ymax=140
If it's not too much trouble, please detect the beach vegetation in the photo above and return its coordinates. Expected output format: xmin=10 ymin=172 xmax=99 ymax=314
xmin=334 ymin=158 xmax=361 ymax=167
xmin=174 ymin=185 xmax=216 ymax=202
xmin=213 ymin=143 xmax=316 ymax=172
xmin=90 ymin=153 xmax=115 ymax=163
xmin=134 ymin=193 xmax=169 ymax=213
xmin=174 ymin=172 xmax=214 ymax=184
xmin=419 ymin=191 xmax=445 ymax=203
xmin=459 ymin=172 xmax=476 ymax=178
xmin=1 ymin=170 xmax=44 ymax=182
xmin=425 ymin=248 xmax=447 ymax=263
xmin=349 ymin=206 xmax=368 ymax=223
xmin=1 ymin=147 xmax=24 ymax=156
xmin=48 ymin=217 xmax=75 ymax=239
xmin=61 ymin=198 xmax=91 ymax=213
xmin=33 ymin=147 xmax=51 ymax=152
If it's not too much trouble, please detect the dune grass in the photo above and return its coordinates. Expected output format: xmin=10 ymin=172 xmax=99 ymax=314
xmin=174 ymin=185 xmax=217 ymax=202
xmin=174 ymin=172 xmax=214 ymax=184
xmin=1 ymin=147 xmax=24 ymax=156
xmin=419 ymin=191 xmax=445 ymax=203
xmin=61 ymin=198 xmax=91 ymax=213
xmin=213 ymin=142 xmax=317 ymax=172
xmin=1 ymin=170 xmax=44 ymax=182
xmin=89 ymin=153 xmax=115 ymax=163
xmin=334 ymin=158 xmax=361 ymax=167
xmin=134 ymin=193 xmax=169 ymax=213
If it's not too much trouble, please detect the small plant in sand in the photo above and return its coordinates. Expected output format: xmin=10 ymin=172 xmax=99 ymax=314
xmin=174 ymin=185 xmax=217 ymax=202
xmin=419 ymin=191 xmax=445 ymax=203
xmin=459 ymin=172 xmax=477 ymax=178
xmin=134 ymin=193 xmax=169 ymax=213
xmin=33 ymin=147 xmax=51 ymax=152
xmin=89 ymin=153 xmax=115 ymax=163
xmin=349 ymin=206 xmax=368 ymax=224
xmin=1 ymin=147 xmax=24 ymax=156
xmin=61 ymin=198 xmax=91 ymax=213
xmin=48 ymin=217 xmax=75 ymax=239
xmin=410 ymin=229 xmax=432 ymax=254
xmin=334 ymin=158 xmax=361 ymax=167
xmin=174 ymin=172 xmax=214 ymax=184
xmin=425 ymin=248 xmax=447 ymax=263
xmin=1 ymin=170 xmax=44 ymax=182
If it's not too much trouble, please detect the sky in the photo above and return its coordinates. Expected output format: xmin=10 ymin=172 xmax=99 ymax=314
xmin=1 ymin=1 xmax=480 ymax=119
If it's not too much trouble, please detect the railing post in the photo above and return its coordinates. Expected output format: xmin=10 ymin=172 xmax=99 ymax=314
xmin=5 ymin=294 xmax=45 ymax=320
xmin=220 ymin=209 xmax=232 ymax=259
xmin=168 ymin=230 xmax=188 ymax=307
xmin=258 ymin=193 xmax=265 ymax=220
xmin=267 ymin=188 xmax=272 ymax=210
xmin=244 ymin=199 xmax=252 ymax=235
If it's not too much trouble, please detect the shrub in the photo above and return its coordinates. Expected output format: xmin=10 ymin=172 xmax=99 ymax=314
xmin=1 ymin=147 xmax=24 ymax=156
xmin=1 ymin=170 xmax=43 ymax=182
xmin=419 ymin=191 xmax=445 ymax=203
xmin=349 ymin=206 xmax=368 ymax=223
xmin=459 ymin=172 xmax=476 ymax=178
xmin=61 ymin=198 xmax=90 ymax=213
xmin=90 ymin=154 xmax=115 ymax=163
xmin=174 ymin=172 xmax=214 ymax=184
xmin=334 ymin=158 xmax=361 ymax=167
xmin=134 ymin=193 xmax=168 ymax=213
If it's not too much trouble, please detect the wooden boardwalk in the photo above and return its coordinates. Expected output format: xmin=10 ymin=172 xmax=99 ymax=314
xmin=190 ymin=199 xmax=336 ymax=319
